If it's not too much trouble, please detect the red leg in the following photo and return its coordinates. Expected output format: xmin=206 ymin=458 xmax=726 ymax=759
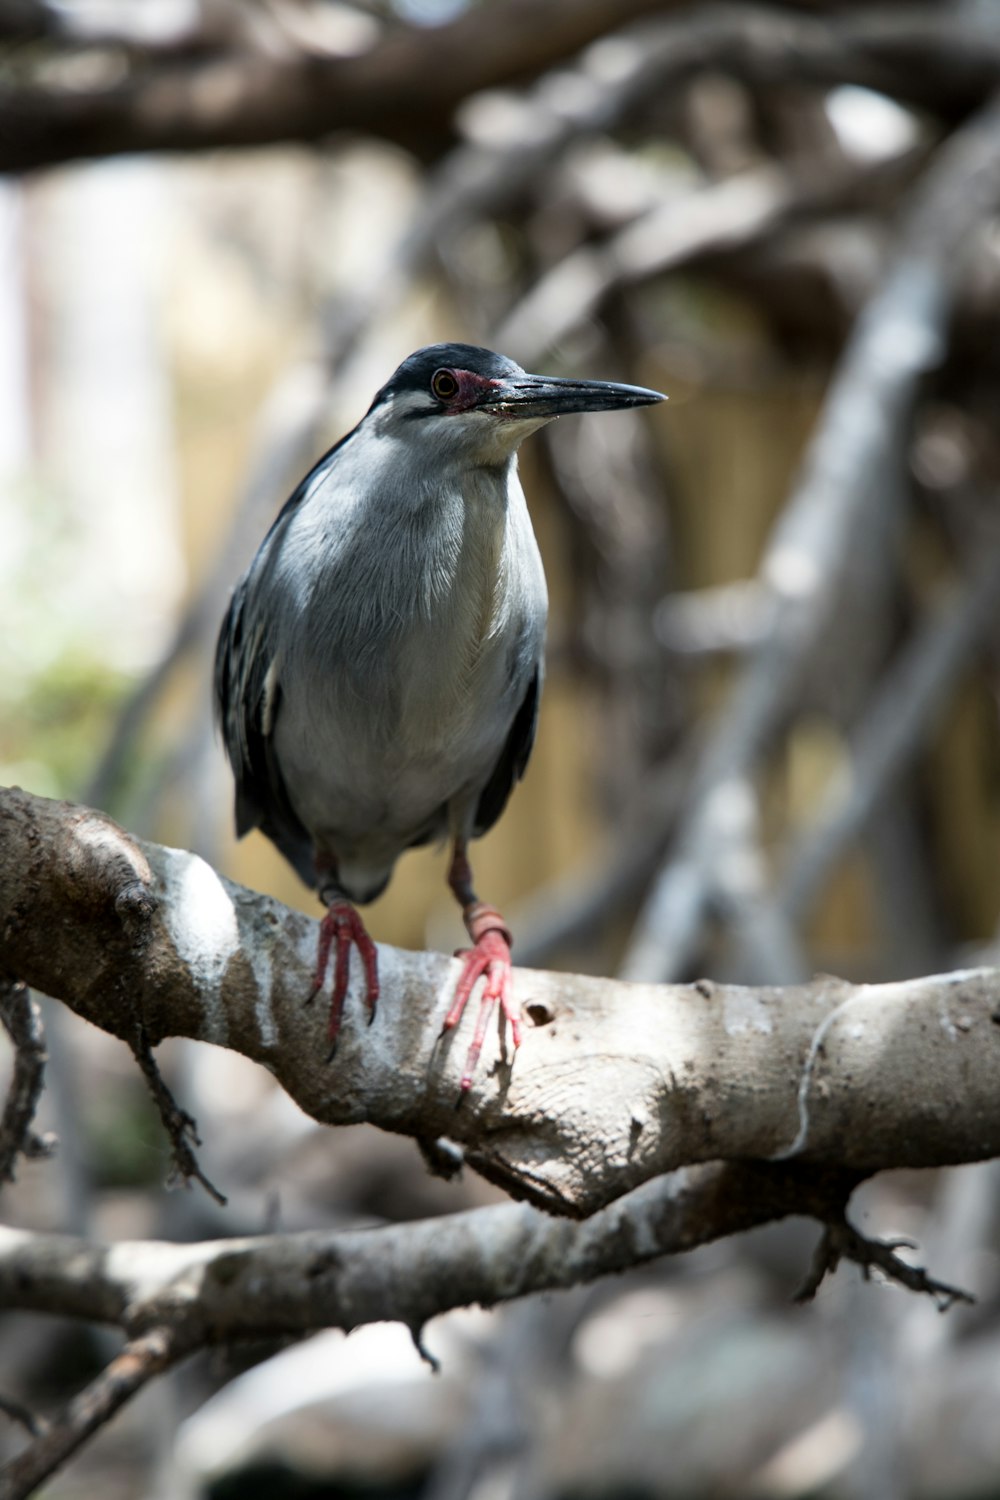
xmin=306 ymin=899 xmax=379 ymax=1057
xmin=444 ymin=843 xmax=521 ymax=1090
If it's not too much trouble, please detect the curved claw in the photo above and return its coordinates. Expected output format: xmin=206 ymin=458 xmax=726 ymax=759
xmin=306 ymin=901 xmax=379 ymax=1056
xmin=443 ymin=926 xmax=521 ymax=1091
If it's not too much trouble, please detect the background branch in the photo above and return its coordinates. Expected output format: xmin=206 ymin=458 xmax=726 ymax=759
xmin=0 ymin=1159 xmax=859 ymax=1497
xmin=6 ymin=4 xmax=1000 ymax=176
xmin=0 ymin=983 xmax=53 ymax=1185
xmin=1 ymin=0 xmax=672 ymax=172
xmin=621 ymin=85 xmax=1000 ymax=983
xmin=0 ymin=1327 xmax=188 ymax=1500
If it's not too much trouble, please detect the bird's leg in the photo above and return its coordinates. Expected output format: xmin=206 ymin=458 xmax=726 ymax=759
xmin=443 ymin=840 xmax=521 ymax=1090
xmin=307 ymin=874 xmax=379 ymax=1059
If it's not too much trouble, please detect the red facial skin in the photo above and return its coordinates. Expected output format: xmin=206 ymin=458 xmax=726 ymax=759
xmin=435 ymin=368 xmax=504 ymax=414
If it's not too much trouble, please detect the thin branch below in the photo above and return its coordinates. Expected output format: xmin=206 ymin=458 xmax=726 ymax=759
xmin=0 ymin=982 xmax=54 ymax=1185
xmin=0 ymin=1327 xmax=188 ymax=1500
xmin=0 ymin=1161 xmax=861 ymax=1344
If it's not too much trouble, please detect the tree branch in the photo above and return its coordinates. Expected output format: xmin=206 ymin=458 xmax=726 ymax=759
xmin=779 ymin=545 xmax=1000 ymax=927
xmin=794 ymin=1221 xmax=975 ymax=1309
xmin=4 ymin=785 xmax=1000 ymax=1218
xmin=0 ymin=0 xmax=670 ymax=173
xmin=124 ymin=1015 xmax=227 ymax=1204
xmin=0 ymin=1156 xmax=861 ymax=1494
xmin=0 ymin=1327 xmax=189 ymax=1500
xmin=496 ymin=142 xmax=925 ymax=364
xmin=621 ymin=85 xmax=1000 ymax=983
xmin=1 ymin=784 xmax=988 ymax=1492
xmin=0 ymin=1153 xmax=970 ymax=1494
xmin=0 ymin=1163 xmax=847 ymax=1336
xmin=0 ymin=981 xmax=54 ymax=1185
xmin=6 ymin=4 xmax=1000 ymax=176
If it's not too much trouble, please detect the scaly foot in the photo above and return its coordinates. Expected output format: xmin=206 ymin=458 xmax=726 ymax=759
xmin=306 ymin=900 xmax=379 ymax=1058
xmin=442 ymin=903 xmax=521 ymax=1090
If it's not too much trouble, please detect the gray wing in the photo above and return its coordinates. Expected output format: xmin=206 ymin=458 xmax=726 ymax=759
xmin=213 ymin=434 xmax=363 ymax=887
xmin=472 ymin=663 xmax=542 ymax=838
xmin=214 ymin=561 xmax=316 ymax=889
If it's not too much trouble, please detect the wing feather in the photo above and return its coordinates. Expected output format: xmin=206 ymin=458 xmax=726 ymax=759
xmin=214 ymin=546 xmax=316 ymax=886
xmin=472 ymin=665 xmax=542 ymax=838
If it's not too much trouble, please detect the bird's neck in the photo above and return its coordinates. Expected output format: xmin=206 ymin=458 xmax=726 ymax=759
xmin=403 ymin=455 xmax=515 ymax=635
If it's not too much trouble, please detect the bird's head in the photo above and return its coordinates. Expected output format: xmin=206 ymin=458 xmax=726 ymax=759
xmin=364 ymin=343 xmax=665 ymax=467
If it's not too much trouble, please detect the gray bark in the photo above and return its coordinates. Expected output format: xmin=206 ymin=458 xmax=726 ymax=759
xmin=3 ymin=785 xmax=1000 ymax=1218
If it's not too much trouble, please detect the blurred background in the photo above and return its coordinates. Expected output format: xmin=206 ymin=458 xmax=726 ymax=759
xmin=4 ymin=0 xmax=1000 ymax=1495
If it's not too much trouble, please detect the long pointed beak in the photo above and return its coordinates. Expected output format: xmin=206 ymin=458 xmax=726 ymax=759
xmin=481 ymin=371 xmax=665 ymax=419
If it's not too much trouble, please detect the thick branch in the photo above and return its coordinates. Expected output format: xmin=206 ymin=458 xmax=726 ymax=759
xmin=5 ymin=4 xmax=1000 ymax=175
xmin=4 ymin=786 xmax=1000 ymax=1218
xmin=0 ymin=0 xmax=669 ymax=173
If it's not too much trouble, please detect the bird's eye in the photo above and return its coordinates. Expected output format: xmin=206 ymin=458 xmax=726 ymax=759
xmin=431 ymin=368 xmax=459 ymax=401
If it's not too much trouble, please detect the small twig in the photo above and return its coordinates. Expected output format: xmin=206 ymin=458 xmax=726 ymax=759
xmin=417 ymin=1135 xmax=465 ymax=1182
xmin=0 ymin=982 xmax=55 ymax=1186
xmin=0 ymin=1394 xmax=45 ymax=1439
xmin=127 ymin=1021 xmax=227 ymax=1206
xmin=409 ymin=1323 xmax=441 ymax=1374
xmin=0 ymin=1327 xmax=190 ymax=1500
xmin=795 ymin=1219 xmax=975 ymax=1310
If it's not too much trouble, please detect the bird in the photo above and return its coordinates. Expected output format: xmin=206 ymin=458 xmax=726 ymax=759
xmin=215 ymin=343 xmax=664 ymax=1088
